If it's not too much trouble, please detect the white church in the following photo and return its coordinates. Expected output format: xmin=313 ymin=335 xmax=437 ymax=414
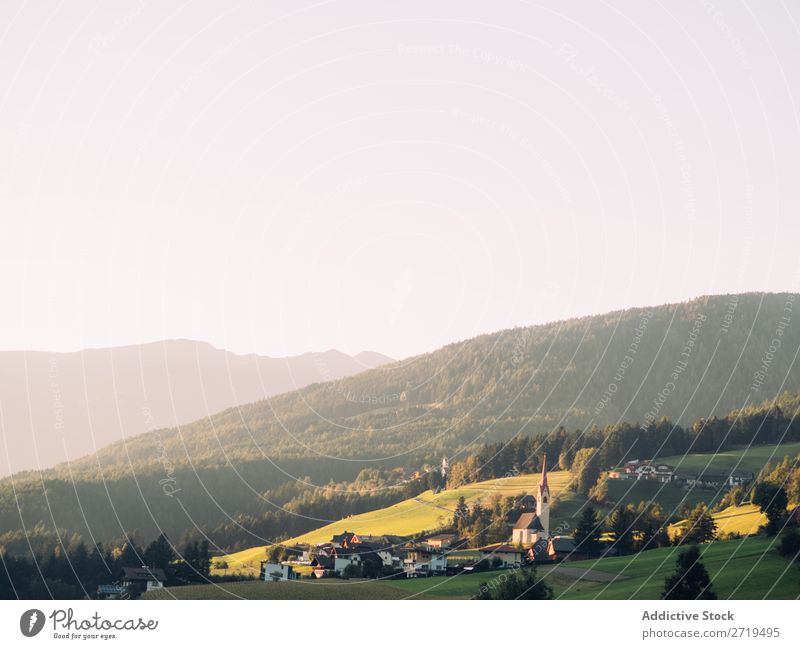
xmin=511 ymin=455 xmax=551 ymax=544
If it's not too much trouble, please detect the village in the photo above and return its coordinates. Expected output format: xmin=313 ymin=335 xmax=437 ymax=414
xmin=257 ymin=455 xmax=760 ymax=583
xmin=258 ymin=459 xmax=583 ymax=581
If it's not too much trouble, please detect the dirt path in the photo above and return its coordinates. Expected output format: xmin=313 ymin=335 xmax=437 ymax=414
xmin=413 ymin=497 xmax=454 ymax=513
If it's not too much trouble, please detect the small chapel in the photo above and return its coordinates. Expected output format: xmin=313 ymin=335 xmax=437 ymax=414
xmin=511 ymin=455 xmax=551 ymax=544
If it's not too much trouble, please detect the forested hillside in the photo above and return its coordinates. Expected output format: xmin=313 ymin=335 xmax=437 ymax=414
xmin=2 ymin=292 xmax=799 ymax=551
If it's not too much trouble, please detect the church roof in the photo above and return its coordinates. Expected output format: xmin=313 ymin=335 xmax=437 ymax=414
xmin=513 ymin=512 xmax=544 ymax=531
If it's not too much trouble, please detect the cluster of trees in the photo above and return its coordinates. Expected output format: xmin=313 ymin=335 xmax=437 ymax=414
xmin=474 ymin=565 xmax=552 ymax=600
xmin=451 ymin=494 xmax=534 ymax=547
xmin=0 ymin=533 xmax=213 ymax=599
xmin=1 ymin=467 xmax=430 ymax=559
xmin=572 ymin=503 xmax=672 ymax=556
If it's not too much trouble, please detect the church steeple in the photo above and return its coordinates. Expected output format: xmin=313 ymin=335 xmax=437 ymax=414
xmin=536 ymin=454 xmax=551 ymax=538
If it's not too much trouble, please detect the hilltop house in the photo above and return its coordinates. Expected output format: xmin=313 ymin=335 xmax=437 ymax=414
xmin=609 ymin=460 xmax=674 ymax=483
xmin=118 ymin=567 xmax=165 ymax=592
xmin=512 ymin=456 xmax=551 ymax=543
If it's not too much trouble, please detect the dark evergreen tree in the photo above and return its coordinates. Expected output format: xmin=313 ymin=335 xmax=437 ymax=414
xmin=753 ymin=482 xmax=789 ymax=535
xmin=607 ymin=505 xmax=635 ymax=555
xmin=573 ymin=505 xmax=601 ymax=556
xmin=679 ymin=503 xmax=717 ymax=545
xmin=662 ymin=546 xmax=716 ymax=599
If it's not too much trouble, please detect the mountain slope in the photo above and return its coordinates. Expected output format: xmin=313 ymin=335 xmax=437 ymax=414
xmin=0 ymin=340 xmax=391 ymax=476
xmin=2 ymin=292 xmax=799 ymax=547
xmin=63 ymin=292 xmax=800 ymax=473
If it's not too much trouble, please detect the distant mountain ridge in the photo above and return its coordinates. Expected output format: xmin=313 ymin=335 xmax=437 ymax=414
xmin=0 ymin=340 xmax=392 ymax=476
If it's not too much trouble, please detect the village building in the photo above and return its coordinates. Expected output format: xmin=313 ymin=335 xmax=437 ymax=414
xmin=118 ymin=566 xmax=166 ymax=592
xmin=480 ymin=544 xmax=526 ymax=568
xmin=609 ymin=460 xmax=674 ymax=483
xmin=260 ymin=561 xmax=298 ymax=581
xmin=310 ymin=555 xmax=334 ymax=578
xmin=330 ymin=531 xmax=357 ymax=548
xmin=547 ymin=536 xmax=585 ymax=562
xmin=331 ymin=546 xmax=366 ymax=573
xmin=424 ymin=533 xmax=460 ymax=549
xmin=402 ymin=545 xmax=447 ymax=576
xmin=96 ymin=584 xmax=126 ymax=600
xmin=512 ymin=455 xmax=550 ymax=543
xmin=525 ymin=538 xmax=550 ymax=564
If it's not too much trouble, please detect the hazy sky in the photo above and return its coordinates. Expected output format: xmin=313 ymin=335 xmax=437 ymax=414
xmin=1 ymin=1 xmax=798 ymax=359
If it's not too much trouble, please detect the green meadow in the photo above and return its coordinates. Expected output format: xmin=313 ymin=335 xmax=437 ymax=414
xmin=656 ymin=441 xmax=800 ymax=474
xmin=148 ymin=536 xmax=798 ymax=600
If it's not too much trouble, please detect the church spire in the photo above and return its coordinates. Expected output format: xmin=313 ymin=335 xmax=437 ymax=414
xmin=536 ymin=454 xmax=551 ymax=538
xmin=540 ymin=453 xmax=549 ymax=492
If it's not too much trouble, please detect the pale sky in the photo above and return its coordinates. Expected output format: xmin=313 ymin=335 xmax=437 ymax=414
xmin=1 ymin=1 xmax=798 ymax=359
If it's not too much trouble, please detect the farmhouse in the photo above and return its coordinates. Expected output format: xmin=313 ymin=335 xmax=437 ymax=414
xmin=609 ymin=460 xmax=674 ymax=483
xmin=118 ymin=567 xmax=165 ymax=592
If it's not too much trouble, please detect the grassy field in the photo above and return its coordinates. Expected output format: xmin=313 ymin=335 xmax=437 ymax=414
xmin=142 ymin=579 xmax=426 ymax=600
xmin=667 ymin=503 xmax=766 ymax=539
xmin=553 ymin=536 xmax=798 ymax=599
xmin=655 ymin=441 xmax=800 ymax=474
xmin=373 ymin=536 xmax=798 ymax=600
xmin=216 ymin=470 xmax=571 ymax=576
xmin=148 ymin=537 xmax=798 ymax=600
xmin=605 ymin=478 xmax=720 ymax=513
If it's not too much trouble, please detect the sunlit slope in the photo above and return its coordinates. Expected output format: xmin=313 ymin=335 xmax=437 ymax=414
xmin=656 ymin=441 xmax=800 ymax=474
xmin=218 ymin=470 xmax=571 ymax=574
xmin=669 ymin=503 xmax=767 ymax=539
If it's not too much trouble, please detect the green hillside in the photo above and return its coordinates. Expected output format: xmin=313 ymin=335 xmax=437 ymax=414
xmin=656 ymin=441 xmax=800 ymax=474
xmin=3 ymin=292 xmax=800 ymax=548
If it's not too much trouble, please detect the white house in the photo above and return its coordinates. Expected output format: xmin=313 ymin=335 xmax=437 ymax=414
xmin=260 ymin=561 xmax=297 ymax=581
xmin=402 ymin=546 xmax=447 ymax=576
